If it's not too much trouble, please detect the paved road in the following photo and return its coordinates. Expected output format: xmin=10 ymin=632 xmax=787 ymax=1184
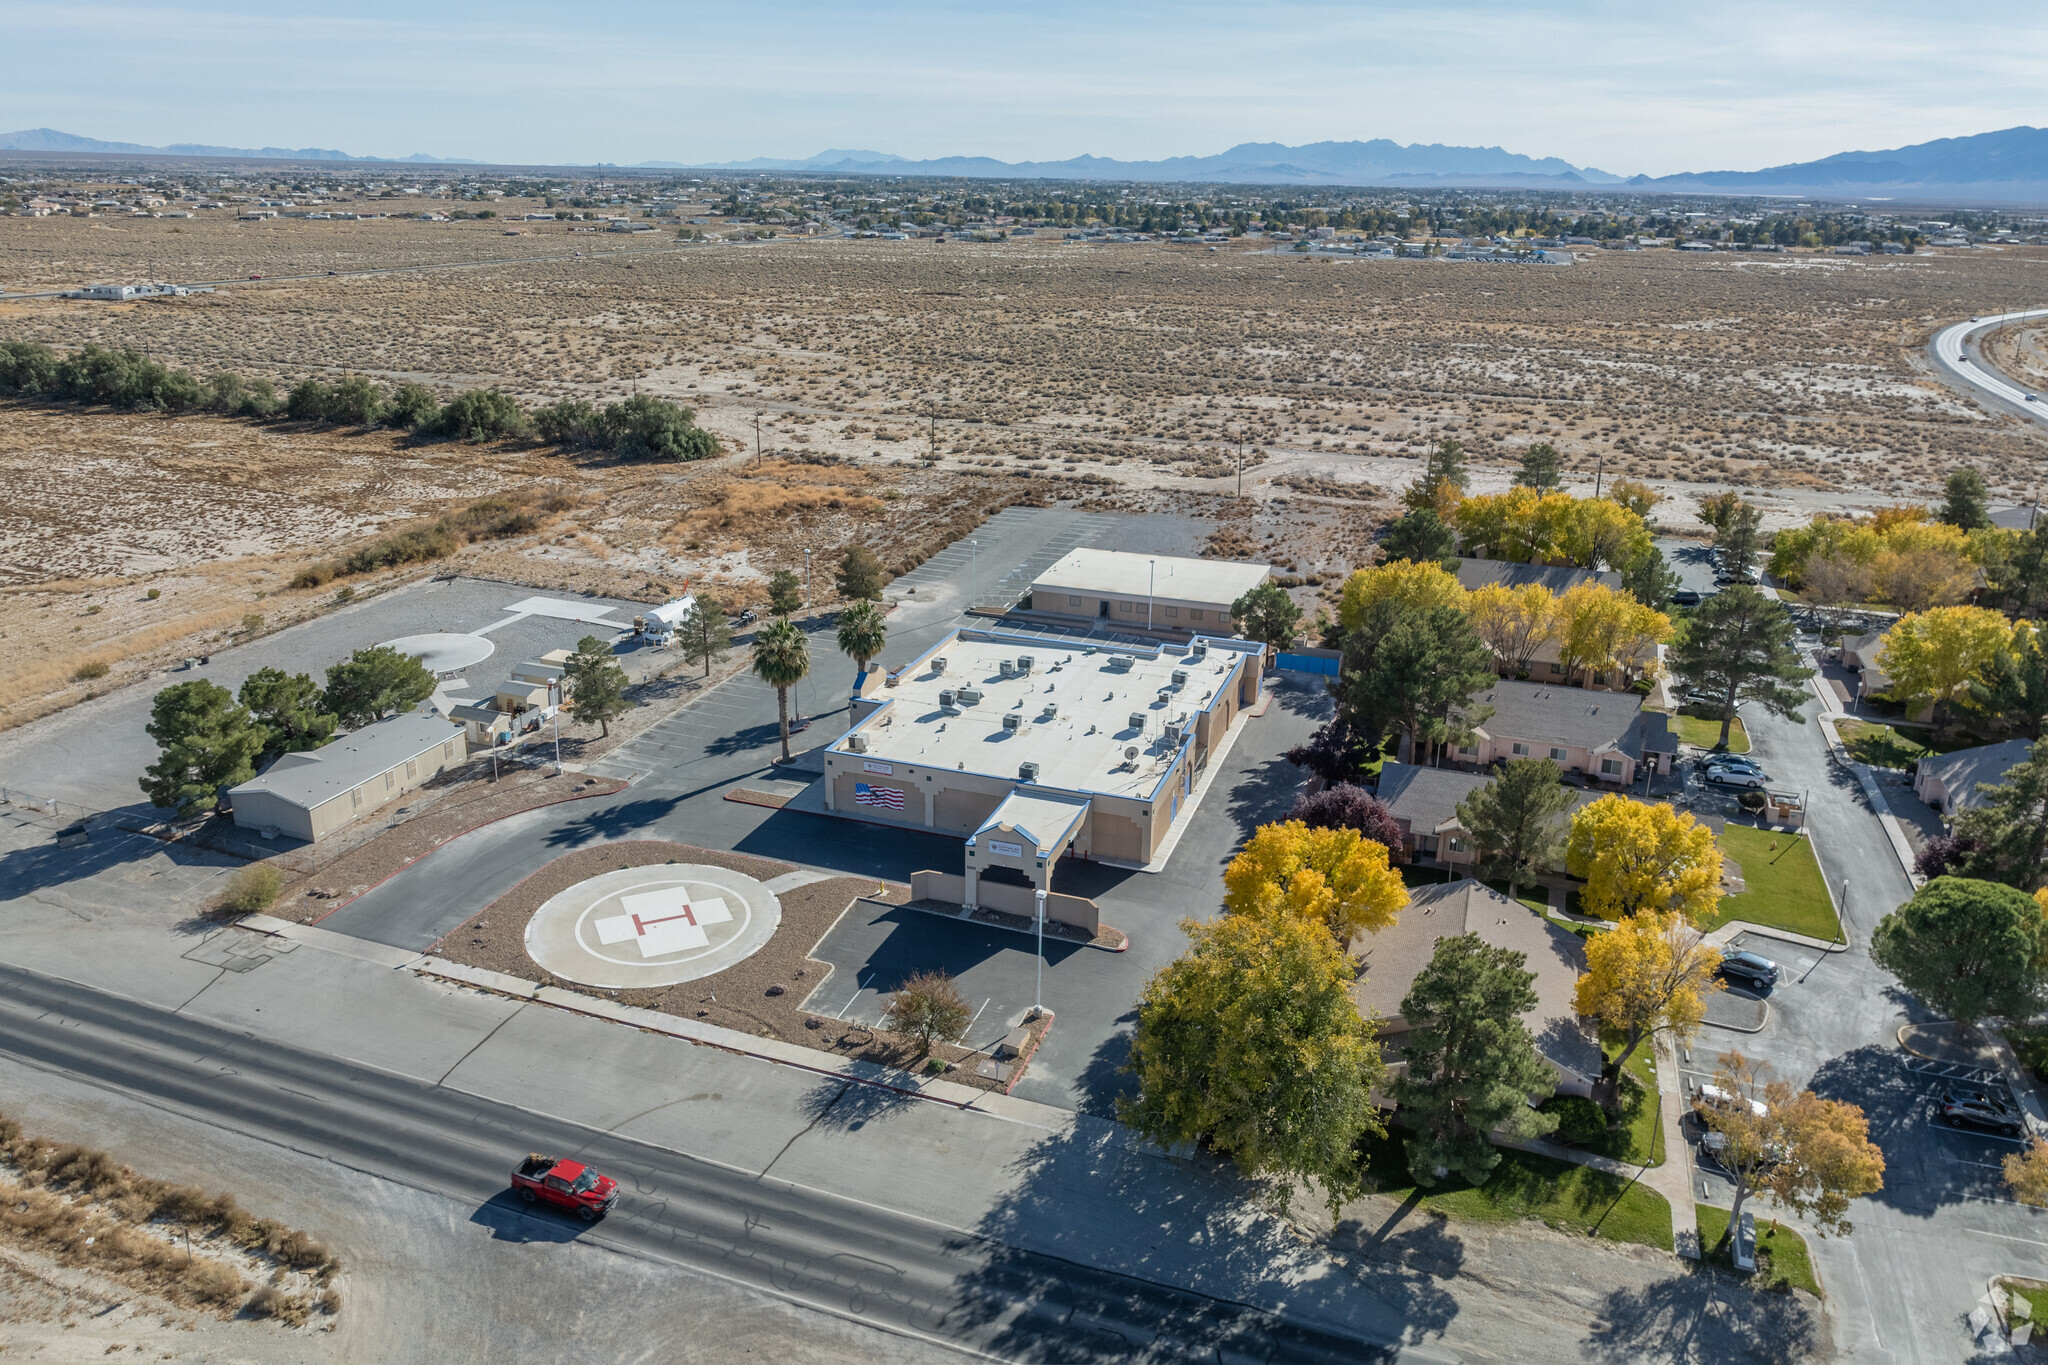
xmin=1670 ymin=658 xmax=2048 ymax=1361
xmin=0 ymin=959 xmax=1435 ymax=1364
xmin=1926 ymin=308 xmax=2048 ymax=430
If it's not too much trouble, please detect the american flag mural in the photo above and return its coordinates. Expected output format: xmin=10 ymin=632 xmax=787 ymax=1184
xmin=854 ymin=782 xmax=906 ymax=811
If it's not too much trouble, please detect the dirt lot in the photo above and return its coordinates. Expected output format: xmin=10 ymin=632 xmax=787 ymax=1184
xmin=6 ymin=215 xmax=2045 ymax=727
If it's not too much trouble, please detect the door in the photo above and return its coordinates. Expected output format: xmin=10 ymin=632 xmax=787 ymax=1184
xmin=1098 ymin=600 xmax=1110 ymax=618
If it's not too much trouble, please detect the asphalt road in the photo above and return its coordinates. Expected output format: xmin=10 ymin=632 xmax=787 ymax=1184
xmin=1926 ymin=307 xmax=2048 ymax=430
xmin=0 ymin=959 xmax=1433 ymax=1364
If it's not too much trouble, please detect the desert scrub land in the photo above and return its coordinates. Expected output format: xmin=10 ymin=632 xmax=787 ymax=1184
xmin=5 ymin=214 xmax=2046 ymax=725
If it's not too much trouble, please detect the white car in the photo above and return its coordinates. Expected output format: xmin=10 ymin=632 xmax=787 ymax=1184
xmin=1704 ymin=765 xmax=1765 ymax=789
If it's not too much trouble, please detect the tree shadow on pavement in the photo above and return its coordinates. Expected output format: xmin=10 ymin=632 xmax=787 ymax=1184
xmin=943 ymin=1117 xmax=1433 ymax=1362
xmin=1581 ymin=1264 xmax=1826 ymax=1365
xmin=1069 ymin=1014 xmax=1138 ymax=1121
xmin=542 ymin=796 xmax=684 ymax=847
xmin=795 ymin=1077 xmax=919 ymax=1133
xmin=1809 ymin=1042 xmax=2002 ymax=1212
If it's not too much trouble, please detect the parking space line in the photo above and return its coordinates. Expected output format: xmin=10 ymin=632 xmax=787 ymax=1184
xmin=834 ymin=972 xmax=871 ymax=1020
xmin=1969 ymin=1228 xmax=2048 ymax=1248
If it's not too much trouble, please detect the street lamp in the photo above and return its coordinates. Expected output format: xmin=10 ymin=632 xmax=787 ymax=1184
xmin=1034 ymin=887 xmax=1046 ymax=1014
xmin=1146 ymin=558 xmax=1156 ymax=632
xmin=969 ymin=538 xmax=978 ymax=612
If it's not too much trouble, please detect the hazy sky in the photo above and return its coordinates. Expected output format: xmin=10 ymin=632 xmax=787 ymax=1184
xmin=4 ymin=0 xmax=2041 ymax=175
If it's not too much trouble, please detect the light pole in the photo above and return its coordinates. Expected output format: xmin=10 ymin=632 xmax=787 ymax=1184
xmin=1034 ymin=887 xmax=1046 ymax=1014
xmin=1147 ymin=558 xmax=1156 ymax=632
xmin=969 ymin=539 xmax=978 ymax=613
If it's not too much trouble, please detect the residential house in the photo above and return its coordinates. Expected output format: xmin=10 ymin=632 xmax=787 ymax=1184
xmin=1350 ymin=879 xmax=1601 ymax=1099
xmin=1914 ymin=738 xmax=2033 ymax=814
xmin=1454 ymin=558 xmax=1654 ymax=690
xmin=1375 ymin=761 xmax=1598 ymax=868
xmin=1443 ymin=679 xmax=1677 ymax=784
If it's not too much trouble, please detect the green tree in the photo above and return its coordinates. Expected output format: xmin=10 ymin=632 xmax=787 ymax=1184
xmin=564 ymin=635 xmax=630 ymax=737
xmin=601 ymin=393 xmax=718 ymax=461
xmin=285 ymin=379 xmax=333 ymax=422
xmin=767 ymin=568 xmax=804 ymax=618
xmin=381 ymin=381 xmax=441 ymax=430
xmin=1229 ymin=581 xmax=1303 ymax=653
xmin=1939 ymin=468 xmax=1992 ymax=531
xmin=534 ymin=397 xmax=603 ymax=446
xmin=1379 ymin=509 xmax=1459 ymax=568
xmin=1516 ymin=442 xmax=1562 ymax=491
xmin=1970 ymin=624 xmax=2048 ymax=739
xmin=1666 ymin=586 xmax=1809 ymax=748
xmin=322 ymin=646 xmax=436 ymax=729
xmin=1456 ymin=758 xmax=1576 ymax=894
xmin=678 ymin=593 xmax=734 ymax=678
xmin=835 ymin=598 xmax=888 ymax=681
xmin=1120 ymin=913 xmax=1387 ymax=1216
xmin=1953 ymin=739 xmax=2048 ymax=888
xmin=1696 ymin=490 xmax=1741 ymax=537
xmin=1390 ymin=933 xmax=1559 ymax=1186
xmin=139 ymin=680 xmax=266 ymax=815
xmin=835 ymin=544 xmax=889 ymax=602
xmin=1619 ymin=545 xmax=1681 ymax=612
xmin=879 ymin=970 xmax=972 ymax=1057
xmin=237 ymin=667 xmax=337 ymax=760
xmin=1402 ymin=438 xmax=1468 ymax=516
xmin=326 ymin=375 xmax=386 ymax=426
xmin=1338 ymin=599 xmax=1497 ymax=764
xmin=1713 ymin=500 xmax=1766 ymax=578
xmin=751 ymin=617 xmax=812 ymax=762
xmin=1871 ymin=877 xmax=2048 ymax=1027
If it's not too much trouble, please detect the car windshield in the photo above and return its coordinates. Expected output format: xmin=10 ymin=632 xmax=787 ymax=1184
xmin=570 ymin=1170 xmax=600 ymax=1194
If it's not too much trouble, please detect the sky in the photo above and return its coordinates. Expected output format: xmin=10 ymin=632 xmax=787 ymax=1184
xmin=2 ymin=0 xmax=2042 ymax=176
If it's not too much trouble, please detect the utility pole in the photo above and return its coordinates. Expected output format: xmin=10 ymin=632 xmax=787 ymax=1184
xmin=1594 ymin=453 xmax=1605 ymax=500
xmin=753 ymin=411 xmax=762 ymax=463
xmin=929 ymin=409 xmax=937 ymax=462
xmin=1235 ymin=429 xmax=1245 ymax=499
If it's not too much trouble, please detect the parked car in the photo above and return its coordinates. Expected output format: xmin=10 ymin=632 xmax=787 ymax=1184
xmin=1718 ymin=949 xmax=1781 ymax=989
xmin=1705 ymin=765 xmax=1766 ymax=789
xmin=1701 ymin=756 xmax=1765 ymax=776
xmin=1695 ymin=1083 xmax=1769 ymax=1122
xmin=511 ymin=1154 xmax=619 ymax=1221
xmin=1672 ymin=590 xmax=1703 ymax=607
xmin=1939 ymin=1089 xmax=2027 ymax=1137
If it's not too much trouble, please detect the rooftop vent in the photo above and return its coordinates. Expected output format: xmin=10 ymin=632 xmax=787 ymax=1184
xmin=1019 ymin=761 xmax=1040 ymax=782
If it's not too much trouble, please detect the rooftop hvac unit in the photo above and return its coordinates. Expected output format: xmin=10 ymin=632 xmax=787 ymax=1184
xmin=958 ymin=687 xmax=983 ymax=705
xmin=1164 ymin=723 xmax=1182 ymax=743
xmin=1017 ymin=655 xmax=1034 ymax=673
xmin=939 ymin=688 xmax=958 ymax=711
xmin=1019 ymin=761 xmax=1040 ymax=782
xmin=931 ymin=656 xmax=948 ymax=674
xmin=1108 ymin=654 xmax=1134 ymax=672
xmin=1157 ymin=689 xmax=1172 ymax=703
xmin=1002 ymin=713 xmax=1023 ymax=733
xmin=847 ymin=733 xmax=868 ymax=754
xmin=1190 ymin=641 xmax=1208 ymax=658
xmin=1041 ymin=701 xmax=1058 ymax=718
xmin=999 ymin=660 xmax=1017 ymax=678
xmin=1171 ymin=669 xmax=1189 ymax=687
xmin=1128 ymin=712 xmax=1147 ymax=732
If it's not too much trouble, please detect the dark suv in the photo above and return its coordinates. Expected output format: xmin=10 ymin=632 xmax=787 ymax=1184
xmin=1939 ymin=1089 xmax=2026 ymax=1137
xmin=1719 ymin=950 xmax=1780 ymax=989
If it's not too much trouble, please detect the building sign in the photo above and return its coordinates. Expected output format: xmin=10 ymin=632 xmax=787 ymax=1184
xmin=987 ymin=838 xmax=1025 ymax=858
xmin=861 ymin=760 xmax=894 ymax=775
xmin=595 ymin=889 xmax=732 ymax=958
xmin=854 ymin=782 xmax=906 ymax=811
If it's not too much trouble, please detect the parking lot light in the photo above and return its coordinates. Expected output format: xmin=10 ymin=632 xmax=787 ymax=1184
xmin=1034 ymin=888 xmax=1046 ymax=1013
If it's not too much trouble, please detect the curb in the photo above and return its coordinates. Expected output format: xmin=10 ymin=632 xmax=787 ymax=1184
xmin=303 ymin=774 xmax=627 ymax=926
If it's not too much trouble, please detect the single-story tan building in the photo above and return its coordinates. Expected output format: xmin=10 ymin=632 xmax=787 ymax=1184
xmin=1026 ymin=548 xmax=1272 ymax=634
xmin=228 ymin=713 xmax=467 ymax=843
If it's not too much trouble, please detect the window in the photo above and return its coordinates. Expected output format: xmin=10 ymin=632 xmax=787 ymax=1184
xmin=1217 ymin=614 xmax=1232 ymax=627
xmin=385 ymin=772 xmax=395 ymax=790
xmin=1457 ymin=743 xmax=1477 ymax=756
xmin=1600 ymin=758 xmax=1624 ymax=776
xmin=1511 ymin=742 xmax=1530 ymax=756
xmin=1163 ymin=605 xmax=1179 ymax=618
xmin=1189 ymin=609 xmax=1204 ymax=622
xmin=1549 ymin=747 xmax=1568 ymax=762
xmin=1068 ymin=595 xmax=1083 ymax=607
xmin=1447 ymin=837 xmax=1466 ymax=853
xmin=406 ymin=759 xmax=417 ymax=779
xmin=1548 ymin=662 xmax=1564 ymax=675
xmin=1118 ymin=600 xmax=1133 ymax=613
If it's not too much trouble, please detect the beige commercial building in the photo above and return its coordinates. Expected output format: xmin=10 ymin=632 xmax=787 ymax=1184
xmin=1026 ymin=549 xmax=1272 ymax=634
xmin=821 ymin=629 xmax=1261 ymax=905
xmin=228 ymin=713 xmax=467 ymax=843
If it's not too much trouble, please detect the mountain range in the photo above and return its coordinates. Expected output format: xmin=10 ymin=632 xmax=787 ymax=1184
xmin=4 ymin=125 xmax=2046 ymax=201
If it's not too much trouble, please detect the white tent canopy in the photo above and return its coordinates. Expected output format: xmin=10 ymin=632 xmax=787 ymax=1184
xmin=647 ymin=595 xmax=696 ymax=627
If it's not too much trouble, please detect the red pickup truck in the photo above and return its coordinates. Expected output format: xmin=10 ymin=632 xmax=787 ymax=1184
xmin=511 ymin=1154 xmax=619 ymax=1221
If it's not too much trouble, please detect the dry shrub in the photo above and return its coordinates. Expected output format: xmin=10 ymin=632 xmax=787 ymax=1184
xmin=181 ymin=1258 xmax=248 ymax=1308
xmin=672 ymin=480 xmax=883 ymax=536
xmin=317 ymin=1284 xmax=343 ymax=1316
xmin=218 ymin=864 xmax=283 ymax=915
xmin=245 ymin=1283 xmax=311 ymax=1324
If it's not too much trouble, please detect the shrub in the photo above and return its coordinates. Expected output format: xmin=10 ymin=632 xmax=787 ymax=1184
xmin=1539 ymin=1094 xmax=1610 ymax=1145
xmin=181 ymin=1258 xmax=249 ymax=1308
xmin=326 ymin=375 xmax=386 ymax=426
xmin=381 ymin=381 xmax=441 ymax=430
xmin=534 ymin=397 xmax=604 ymax=446
xmin=146 ymin=588 xmax=161 ymax=600
xmin=236 ymin=377 xmax=281 ymax=418
xmin=72 ymin=660 xmax=110 ymax=681
xmin=0 ymin=339 xmax=59 ymax=395
xmin=1287 ymin=783 xmax=1403 ymax=847
xmin=286 ymin=378 xmax=334 ymax=422
xmin=432 ymin=388 xmax=529 ymax=442
xmin=219 ymin=864 xmax=283 ymax=914
xmin=880 ymin=970 xmax=972 ymax=1056
xmin=603 ymin=393 xmax=718 ymax=460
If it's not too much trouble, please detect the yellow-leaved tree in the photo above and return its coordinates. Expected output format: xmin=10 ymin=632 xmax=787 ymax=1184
xmin=1223 ymin=820 xmax=1406 ymax=945
xmin=1573 ymin=910 xmax=1726 ymax=1075
xmin=1337 ymin=559 xmax=1468 ymax=635
xmin=2005 ymin=1136 xmax=2048 ymax=1208
xmin=1875 ymin=606 xmax=2017 ymax=734
xmin=1558 ymin=497 xmax=1654 ymax=573
xmin=1553 ymin=582 xmax=1671 ymax=688
xmin=1565 ymin=794 xmax=1723 ymax=922
xmin=1466 ymin=582 xmax=1558 ymax=678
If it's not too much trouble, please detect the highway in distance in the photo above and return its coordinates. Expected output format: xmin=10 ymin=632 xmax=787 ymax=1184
xmin=0 ymin=961 xmax=1421 ymax=1364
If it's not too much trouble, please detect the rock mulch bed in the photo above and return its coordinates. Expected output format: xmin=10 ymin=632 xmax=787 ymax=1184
xmin=425 ymin=841 xmax=1018 ymax=1091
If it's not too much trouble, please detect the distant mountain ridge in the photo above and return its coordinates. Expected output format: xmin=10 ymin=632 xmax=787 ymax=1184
xmin=0 ymin=127 xmax=479 ymax=164
xmin=1629 ymin=126 xmax=2048 ymax=201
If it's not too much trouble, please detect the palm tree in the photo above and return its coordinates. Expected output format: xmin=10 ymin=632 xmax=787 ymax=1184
xmin=836 ymin=599 xmax=888 ymax=687
xmin=751 ymin=617 xmax=811 ymax=762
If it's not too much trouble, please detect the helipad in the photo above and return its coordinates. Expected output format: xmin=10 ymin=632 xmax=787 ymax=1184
xmin=523 ymin=864 xmax=781 ymax=989
xmin=379 ymin=632 xmax=496 ymax=673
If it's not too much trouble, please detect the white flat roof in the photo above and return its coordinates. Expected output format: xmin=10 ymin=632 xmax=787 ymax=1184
xmin=1030 ymin=549 xmax=1271 ymax=608
xmin=844 ymin=633 xmax=1245 ymax=800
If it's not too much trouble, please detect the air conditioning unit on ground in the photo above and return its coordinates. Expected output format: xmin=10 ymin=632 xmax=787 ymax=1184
xmin=1002 ymin=713 xmax=1023 ymax=733
xmin=1128 ymin=712 xmax=1146 ymax=731
xmin=958 ymin=687 xmax=983 ymax=705
xmin=1019 ymin=761 xmax=1040 ymax=782
xmin=847 ymin=733 xmax=868 ymax=753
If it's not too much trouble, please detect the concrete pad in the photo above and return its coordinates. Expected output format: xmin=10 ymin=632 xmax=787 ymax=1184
xmin=381 ymin=631 xmax=497 ymax=671
xmin=523 ymin=863 xmax=781 ymax=990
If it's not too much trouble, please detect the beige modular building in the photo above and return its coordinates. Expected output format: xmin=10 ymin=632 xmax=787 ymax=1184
xmin=227 ymin=713 xmax=467 ymax=843
xmin=821 ymin=629 xmax=1261 ymax=907
xmin=1025 ymin=548 xmax=1272 ymax=633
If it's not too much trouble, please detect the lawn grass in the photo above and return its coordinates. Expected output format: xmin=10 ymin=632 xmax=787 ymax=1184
xmin=1671 ymin=713 xmax=1751 ymax=754
xmin=1700 ymin=824 xmax=1843 ymax=941
xmin=1596 ymin=1032 xmax=1667 ymax=1168
xmin=1697 ymin=1205 xmax=1821 ymax=1297
xmin=2001 ymin=1278 xmax=2048 ymax=1329
xmin=1401 ymin=864 xmax=1453 ymax=888
xmin=1360 ymin=1131 xmax=1674 ymax=1251
xmin=1833 ymin=717 xmax=1975 ymax=770
xmin=2007 ymin=1024 xmax=2048 ymax=1089
xmin=1484 ymin=877 xmax=1551 ymax=916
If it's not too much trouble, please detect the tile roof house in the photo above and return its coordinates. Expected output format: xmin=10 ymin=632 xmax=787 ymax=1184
xmin=1454 ymin=558 xmax=1654 ymax=690
xmin=1350 ymin=878 xmax=1601 ymax=1098
xmin=1445 ymin=680 xmax=1677 ymax=785
xmin=1375 ymin=762 xmax=1599 ymax=867
xmin=1914 ymin=738 xmax=2034 ymax=814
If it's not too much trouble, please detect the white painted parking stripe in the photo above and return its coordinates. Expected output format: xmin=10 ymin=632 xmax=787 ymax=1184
xmin=1970 ymin=1228 xmax=2048 ymax=1247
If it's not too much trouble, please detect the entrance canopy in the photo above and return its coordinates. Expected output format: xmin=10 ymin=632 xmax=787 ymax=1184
xmin=964 ymin=791 xmax=1091 ymax=906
